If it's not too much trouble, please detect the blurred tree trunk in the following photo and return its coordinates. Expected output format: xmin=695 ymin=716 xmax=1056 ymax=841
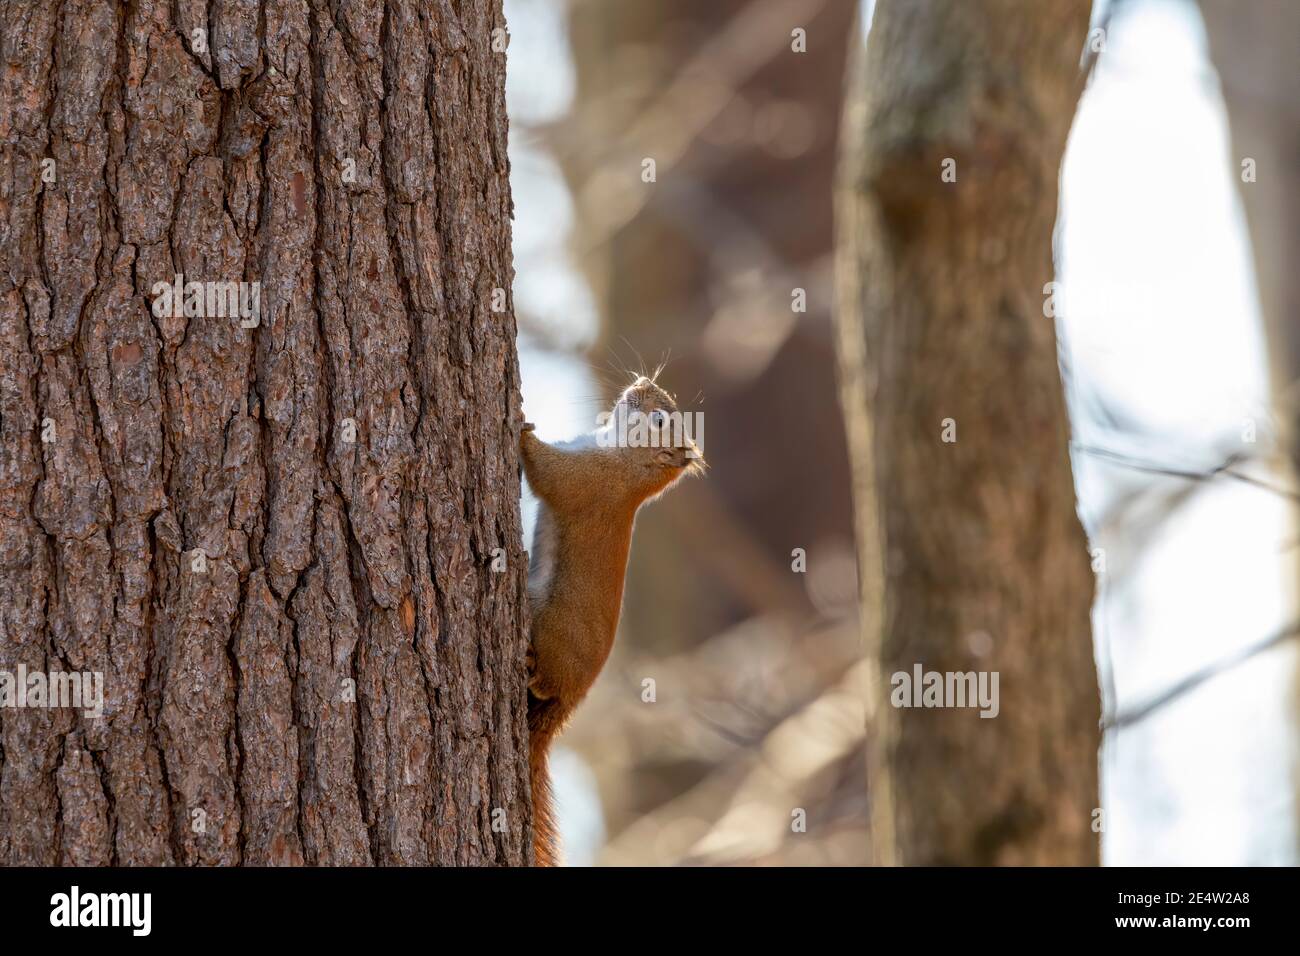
xmin=560 ymin=0 xmax=858 ymax=645
xmin=1200 ymin=0 xmax=1300 ymax=860
xmin=0 ymin=0 xmax=530 ymax=865
xmin=1201 ymin=1 xmax=1300 ymax=411
xmin=556 ymin=0 xmax=859 ymax=841
xmin=835 ymin=0 xmax=1099 ymax=864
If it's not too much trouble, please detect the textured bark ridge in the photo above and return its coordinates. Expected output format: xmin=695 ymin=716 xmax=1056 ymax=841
xmin=0 ymin=0 xmax=531 ymax=866
xmin=836 ymin=0 xmax=1100 ymax=864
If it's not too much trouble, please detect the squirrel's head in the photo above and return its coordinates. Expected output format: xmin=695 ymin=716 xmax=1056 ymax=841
xmin=606 ymin=375 xmax=706 ymax=499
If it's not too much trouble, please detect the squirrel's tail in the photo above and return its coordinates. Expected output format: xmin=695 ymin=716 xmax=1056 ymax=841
xmin=527 ymin=691 xmax=567 ymax=867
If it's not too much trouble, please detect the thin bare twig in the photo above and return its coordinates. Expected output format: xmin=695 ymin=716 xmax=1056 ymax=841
xmin=1075 ymin=443 xmax=1300 ymax=502
xmin=1104 ymin=619 xmax=1300 ymax=730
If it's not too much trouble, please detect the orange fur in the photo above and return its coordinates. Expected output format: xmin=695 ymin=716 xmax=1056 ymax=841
xmin=519 ymin=377 xmax=703 ymax=866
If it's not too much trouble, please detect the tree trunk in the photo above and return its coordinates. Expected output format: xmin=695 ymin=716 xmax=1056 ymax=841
xmin=0 ymin=0 xmax=531 ymax=866
xmin=552 ymin=0 xmax=861 ymax=852
xmin=834 ymin=0 xmax=1099 ymax=865
xmin=1200 ymin=0 xmax=1300 ymax=410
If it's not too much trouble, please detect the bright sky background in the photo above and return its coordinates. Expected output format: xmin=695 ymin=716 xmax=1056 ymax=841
xmin=1061 ymin=0 xmax=1294 ymax=865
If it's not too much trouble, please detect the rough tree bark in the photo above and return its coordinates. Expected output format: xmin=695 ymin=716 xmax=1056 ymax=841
xmin=835 ymin=0 xmax=1099 ymax=864
xmin=0 ymin=0 xmax=531 ymax=865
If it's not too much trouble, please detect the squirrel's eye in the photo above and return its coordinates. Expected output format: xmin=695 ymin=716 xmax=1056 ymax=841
xmin=649 ymin=409 xmax=667 ymax=428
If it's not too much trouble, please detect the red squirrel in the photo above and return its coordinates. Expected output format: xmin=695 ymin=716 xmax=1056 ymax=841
xmin=519 ymin=375 xmax=704 ymax=866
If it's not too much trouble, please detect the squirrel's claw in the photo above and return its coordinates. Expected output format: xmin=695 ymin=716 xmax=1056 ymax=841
xmin=528 ymin=671 xmax=554 ymax=701
xmin=527 ymin=650 xmax=558 ymax=700
xmin=519 ymin=424 xmax=536 ymax=482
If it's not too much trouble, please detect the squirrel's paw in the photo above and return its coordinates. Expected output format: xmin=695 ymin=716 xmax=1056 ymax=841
xmin=528 ymin=667 xmax=556 ymax=701
xmin=519 ymin=425 xmax=537 ymax=481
